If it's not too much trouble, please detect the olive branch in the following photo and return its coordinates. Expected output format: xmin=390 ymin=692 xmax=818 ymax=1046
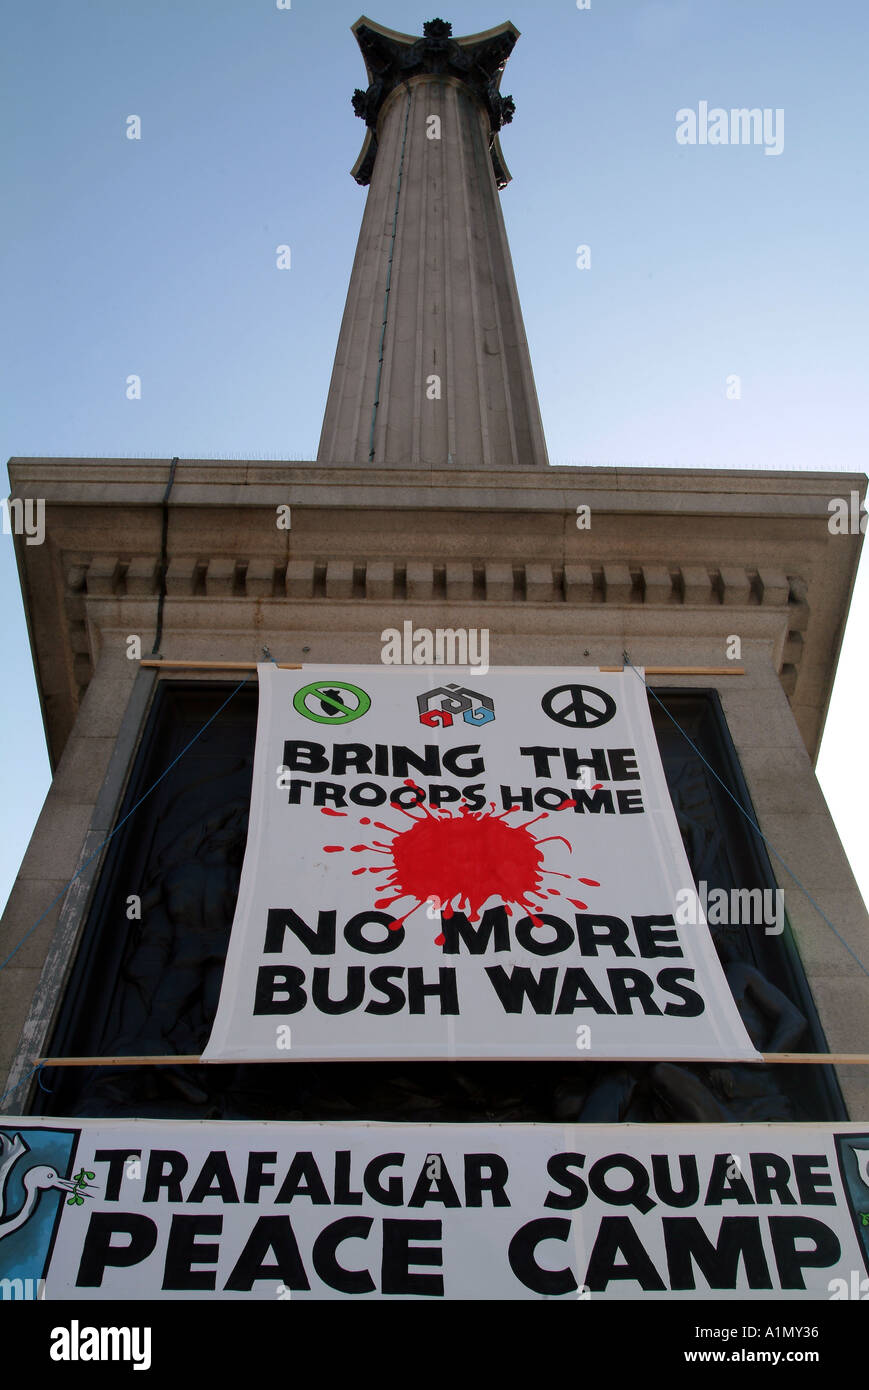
xmin=67 ymin=1168 xmax=97 ymax=1206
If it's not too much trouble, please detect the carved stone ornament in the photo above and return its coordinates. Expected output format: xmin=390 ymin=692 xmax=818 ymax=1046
xmin=350 ymin=17 xmax=517 ymax=187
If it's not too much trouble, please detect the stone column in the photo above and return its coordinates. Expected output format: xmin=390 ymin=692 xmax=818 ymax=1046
xmin=317 ymin=18 xmax=550 ymax=472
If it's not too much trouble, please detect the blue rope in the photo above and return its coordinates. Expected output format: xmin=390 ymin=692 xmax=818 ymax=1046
xmin=0 ymin=676 xmax=250 ymax=975
xmin=624 ymin=655 xmax=869 ymax=982
xmin=1 ymin=1062 xmax=50 ymax=1107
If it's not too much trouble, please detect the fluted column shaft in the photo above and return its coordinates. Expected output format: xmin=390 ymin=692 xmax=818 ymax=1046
xmin=318 ymin=73 xmax=549 ymax=470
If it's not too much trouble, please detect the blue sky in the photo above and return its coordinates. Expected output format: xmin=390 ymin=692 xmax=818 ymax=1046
xmin=1 ymin=0 xmax=867 ymax=914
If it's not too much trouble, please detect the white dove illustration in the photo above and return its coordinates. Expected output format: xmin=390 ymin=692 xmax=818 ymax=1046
xmin=849 ymin=1144 xmax=869 ymax=1192
xmin=0 ymin=1131 xmax=77 ymax=1241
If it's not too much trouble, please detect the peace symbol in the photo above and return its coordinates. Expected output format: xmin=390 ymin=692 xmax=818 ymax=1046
xmin=541 ymin=684 xmax=616 ymax=729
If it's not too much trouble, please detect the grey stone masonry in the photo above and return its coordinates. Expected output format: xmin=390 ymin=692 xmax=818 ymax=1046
xmin=3 ymin=457 xmax=867 ymax=1116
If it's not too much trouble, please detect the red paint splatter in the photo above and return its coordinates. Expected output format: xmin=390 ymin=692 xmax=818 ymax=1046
xmin=376 ymin=805 xmax=546 ymax=927
xmin=320 ymin=783 xmax=603 ymax=943
xmin=320 ymin=809 xmax=347 ymax=818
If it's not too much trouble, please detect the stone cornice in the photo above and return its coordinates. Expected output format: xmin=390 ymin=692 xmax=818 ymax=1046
xmin=8 ymin=460 xmax=867 ymax=517
xmin=7 ymin=457 xmax=864 ymax=771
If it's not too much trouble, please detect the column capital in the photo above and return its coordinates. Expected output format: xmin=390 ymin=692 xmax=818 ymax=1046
xmin=350 ymin=15 xmax=518 ymax=187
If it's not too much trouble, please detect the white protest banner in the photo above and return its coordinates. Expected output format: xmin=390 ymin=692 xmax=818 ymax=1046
xmin=203 ymin=666 xmax=759 ymax=1061
xmin=2 ymin=1117 xmax=868 ymax=1300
